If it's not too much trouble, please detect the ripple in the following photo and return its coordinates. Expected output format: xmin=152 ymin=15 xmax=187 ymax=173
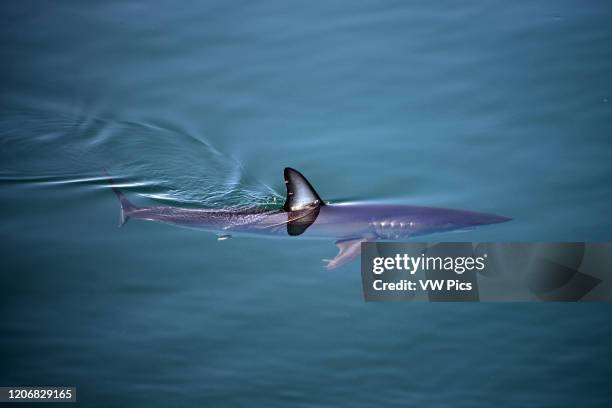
xmin=0 ymin=107 xmax=283 ymax=209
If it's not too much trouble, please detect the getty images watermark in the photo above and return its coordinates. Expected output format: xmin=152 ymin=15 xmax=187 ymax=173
xmin=371 ymin=251 xmax=487 ymax=292
xmin=361 ymin=242 xmax=612 ymax=302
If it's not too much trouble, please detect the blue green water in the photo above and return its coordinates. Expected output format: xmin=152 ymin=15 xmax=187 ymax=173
xmin=1 ymin=1 xmax=612 ymax=406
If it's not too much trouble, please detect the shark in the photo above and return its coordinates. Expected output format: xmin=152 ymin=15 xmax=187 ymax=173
xmin=110 ymin=167 xmax=511 ymax=269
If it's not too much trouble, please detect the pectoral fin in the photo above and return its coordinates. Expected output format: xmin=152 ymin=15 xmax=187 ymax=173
xmin=325 ymin=237 xmax=373 ymax=270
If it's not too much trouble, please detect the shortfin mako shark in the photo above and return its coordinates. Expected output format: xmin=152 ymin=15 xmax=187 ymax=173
xmin=110 ymin=168 xmax=510 ymax=269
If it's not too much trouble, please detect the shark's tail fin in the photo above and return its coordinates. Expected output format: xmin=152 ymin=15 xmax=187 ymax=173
xmin=106 ymin=174 xmax=137 ymax=227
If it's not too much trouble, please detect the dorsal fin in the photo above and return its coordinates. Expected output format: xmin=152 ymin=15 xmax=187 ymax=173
xmin=283 ymin=167 xmax=325 ymax=211
xmin=286 ymin=206 xmax=320 ymax=236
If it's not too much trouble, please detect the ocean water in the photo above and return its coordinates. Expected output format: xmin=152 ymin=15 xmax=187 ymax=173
xmin=1 ymin=1 xmax=612 ymax=406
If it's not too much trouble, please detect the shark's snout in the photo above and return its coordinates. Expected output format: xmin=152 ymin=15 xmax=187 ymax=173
xmin=469 ymin=212 xmax=512 ymax=226
xmin=493 ymin=215 xmax=512 ymax=224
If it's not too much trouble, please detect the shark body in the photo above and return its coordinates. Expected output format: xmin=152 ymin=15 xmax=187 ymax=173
xmin=111 ymin=168 xmax=510 ymax=268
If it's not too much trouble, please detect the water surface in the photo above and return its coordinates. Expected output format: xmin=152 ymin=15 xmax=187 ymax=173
xmin=1 ymin=1 xmax=611 ymax=406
